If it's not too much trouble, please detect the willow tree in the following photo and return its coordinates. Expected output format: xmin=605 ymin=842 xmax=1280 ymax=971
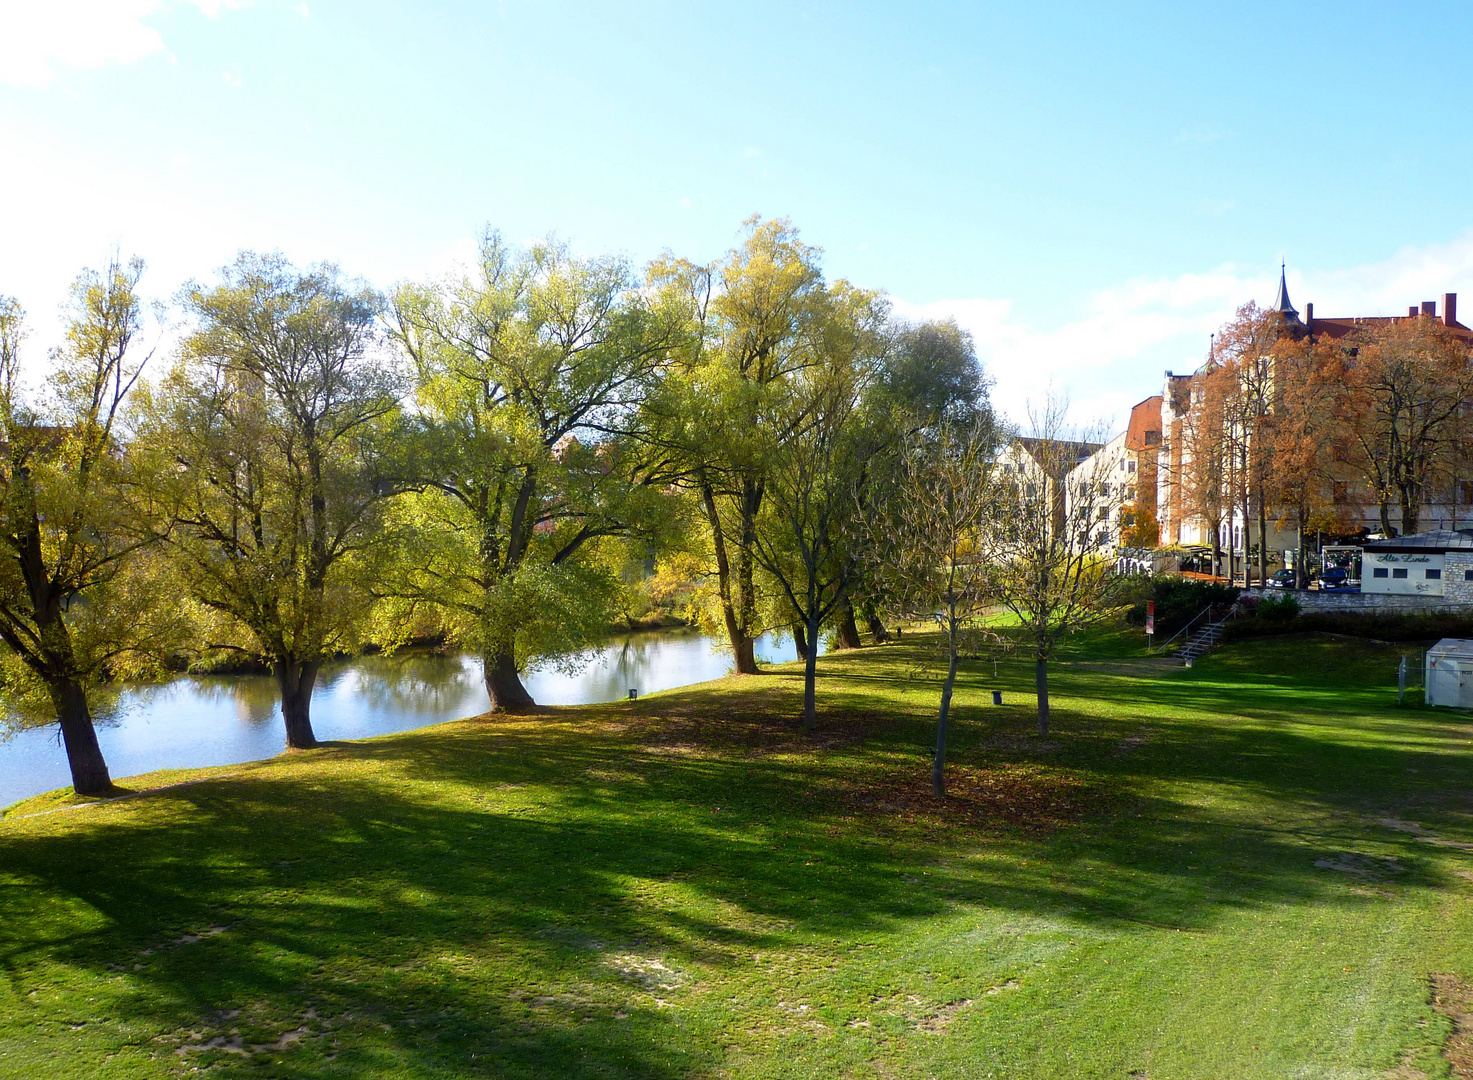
xmin=0 ymin=260 xmax=170 ymax=793
xmin=647 ymin=217 xmax=832 ymax=673
xmin=149 ymin=253 xmax=402 ymax=749
xmin=748 ymin=281 xmax=888 ymax=729
xmin=388 ymin=232 xmax=681 ymax=711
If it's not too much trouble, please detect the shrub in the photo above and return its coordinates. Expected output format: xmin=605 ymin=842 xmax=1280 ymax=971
xmin=1223 ymin=611 xmax=1473 ymax=643
xmin=1126 ymin=576 xmax=1241 ymax=637
xmin=1256 ymin=594 xmax=1300 ymax=622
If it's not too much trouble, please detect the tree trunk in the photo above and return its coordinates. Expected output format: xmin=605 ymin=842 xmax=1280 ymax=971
xmin=700 ymin=481 xmax=759 ymax=674
xmin=1211 ymin=525 xmax=1222 ymax=582
xmin=933 ymin=637 xmax=959 ymax=797
xmin=1296 ymin=524 xmax=1308 ymax=590
xmin=1035 ymin=657 xmax=1050 ymax=736
xmin=1243 ymin=492 xmax=1253 ymax=586
xmin=49 ymin=677 xmax=111 ymax=795
xmin=1380 ymin=498 xmax=1394 ymax=537
xmin=732 ymin=479 xmax=763 ymax=675
xmin=1258 ymin=497 xmax=1269 ymax=587
xmin=482 ymin=648 xmax=535 ymax=713
xmin=790 ymin=621 xmax=809 ymax=662
xmin=835 ymin=599 xmax=862 ymax=650
xmin=802 ymin=613 xmax=820 ymax=731
xmin=274 ymin=660 xmax=321 ymax=748
xmin=863 ymin=599 xmax=890 ymax=643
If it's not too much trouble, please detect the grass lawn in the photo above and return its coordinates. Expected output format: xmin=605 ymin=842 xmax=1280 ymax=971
xmin=2 ymin=627 xmax=1472 ymax=1078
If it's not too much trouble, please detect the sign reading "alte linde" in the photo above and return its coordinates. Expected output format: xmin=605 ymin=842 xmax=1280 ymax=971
xmin=1364 ymin=551 xmax=1444 ymax=595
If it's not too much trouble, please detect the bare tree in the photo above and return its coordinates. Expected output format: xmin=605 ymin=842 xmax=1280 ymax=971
xmin=866 ymin=417 xmax=1007 ymax=795
xmin=992 ymin=396 xmax=1124 ymax=735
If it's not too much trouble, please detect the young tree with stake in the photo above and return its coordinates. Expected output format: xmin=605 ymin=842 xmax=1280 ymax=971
xmin=993 ymin=397 xmax=1125 ymax=736
xmin=866 ymin=418 xmax=1007 ymax=796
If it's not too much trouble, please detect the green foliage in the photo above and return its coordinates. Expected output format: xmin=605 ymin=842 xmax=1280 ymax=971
xmin=1255 ymin=593 xmax=1301 ymax=622
xmin=387 ymin=231 xmax=683 ymax=699
xmin=1127 ymin=576 xmax=1241 ymax=637
xmin=146 ymin=253 xmax=401 ymax=673
xmin=0 ymin=259 xmax=182 ymax=754
xmin=1225 ymin=610 xmax=1473 ymax=643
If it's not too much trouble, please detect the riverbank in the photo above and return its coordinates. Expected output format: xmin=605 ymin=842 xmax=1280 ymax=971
xmin=0 ymin=627 xmax=803 ymax=810
xmin=2 ymin=629 xmax=1470 ymax=1077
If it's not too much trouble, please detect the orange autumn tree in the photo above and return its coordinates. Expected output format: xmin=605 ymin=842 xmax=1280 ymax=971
xmin=1269 ymin=336 xmax=1351 ymax=586
xmin=1176 ymin=365 xmax=1230 ymax=578
xmin=1335 ymin=315 xmax=1473 ymax=536
xmin=1209 ymin=303 xmax=1289 ymax=586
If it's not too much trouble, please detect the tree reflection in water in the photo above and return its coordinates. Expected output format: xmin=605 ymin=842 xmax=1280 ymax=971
xmin=0 ymin=628 xmax=805 ymax=807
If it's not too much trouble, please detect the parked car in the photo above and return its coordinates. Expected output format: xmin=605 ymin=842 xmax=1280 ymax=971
xmin=1267 ymin=569 xmax=1296 ymax=589
xmin=1319 ymin=567 xmax=1351 ymax=590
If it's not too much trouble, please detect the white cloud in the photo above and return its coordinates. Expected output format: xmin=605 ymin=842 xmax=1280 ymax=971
xmin=291 ymin=1 xmax=309 ymax=17
xmin=0 ymin=0 xmax=165 ymax=87
xmin=0 ymin=0 xmax=245 ymax=88
xmin=186 ymin=0 xmax=248 ymax=14
xmin=894 ymin=231 xmax=1473 ymax=432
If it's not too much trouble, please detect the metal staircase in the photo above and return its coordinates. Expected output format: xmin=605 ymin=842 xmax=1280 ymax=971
xmin=1152 ymin=605 xmax=1236 ymax=666
xmin=1175 ymin=612 xmax=1232 ymax=665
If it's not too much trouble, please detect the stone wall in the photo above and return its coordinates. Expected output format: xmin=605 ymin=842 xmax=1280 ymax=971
xmin=1241 ymin=587 xmax=1471 ymax=614
xmin=1446 ymin=552 xmax=1473 ymax=606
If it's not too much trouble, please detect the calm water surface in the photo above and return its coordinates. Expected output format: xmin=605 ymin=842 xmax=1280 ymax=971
xmin=1 ymin=628 xmax=806 ymax=808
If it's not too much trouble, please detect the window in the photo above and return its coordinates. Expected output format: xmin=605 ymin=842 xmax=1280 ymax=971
xmin=1392 ymin=568 xmax=1408 ymax=579
xmin=1465 ymin=569 xmax=1473 ymax=582
xmin=1098 ymin=506 xmax=1109 ymax=521
xmin=1128 ymin=460 xmax=1137 ymax=473
xmin=1101 ymin=482 xmax=1111 ymax=495
xmin=1373 ymin=567 xmax=1389 ymax=578
xmin=1459 ymin=480 xmax=1473 ymax=504
xmin=1427 ymin=568 xmax=1442 ymax=580
xmin=1144 ymin=431 xmax=1160 ymax=446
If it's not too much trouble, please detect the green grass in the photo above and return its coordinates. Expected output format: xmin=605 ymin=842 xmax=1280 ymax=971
xmin=2 ymin=627 xmax=1472 ymax=1078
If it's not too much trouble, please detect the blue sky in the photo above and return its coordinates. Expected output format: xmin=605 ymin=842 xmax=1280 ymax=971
xmin=4 ymin=0 xmax=1473 ymax=420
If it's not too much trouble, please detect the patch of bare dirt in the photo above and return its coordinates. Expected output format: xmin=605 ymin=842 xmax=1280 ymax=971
xmin=1314 ymin=853 xmax=1405 ymax=882
xmin=1434 ymin=974 xmax=1473 ymax=1079
xmin=1377 ymin=818 xmax=1473 ymax=852
xmin=836 ymin=762 xmax=1108 ymax=834
xmin=160 ymin=1006 xmax=328 ymax=1060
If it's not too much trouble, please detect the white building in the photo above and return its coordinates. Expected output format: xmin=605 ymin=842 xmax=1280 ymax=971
xmin=1360 ymin=531 xmax=1473 ymax=601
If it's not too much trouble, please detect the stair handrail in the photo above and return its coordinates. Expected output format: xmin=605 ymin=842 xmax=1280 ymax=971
xmin=1151 ymin=605 xmax=1216 ymax=654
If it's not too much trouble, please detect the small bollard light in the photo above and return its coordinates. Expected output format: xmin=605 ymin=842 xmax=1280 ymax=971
xmin=628 ymin=688 xmax=638 ymax=700
xmin=991 ymin=690 xmax=1003 ymax=706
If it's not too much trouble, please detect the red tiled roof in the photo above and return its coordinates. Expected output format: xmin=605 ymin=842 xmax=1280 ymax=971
xmin=1307 ymin=315 xmax=1473 ymax=343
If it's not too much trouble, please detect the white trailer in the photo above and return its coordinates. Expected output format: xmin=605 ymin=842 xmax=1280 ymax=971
xmin=1425 ymin=639 xmax=1473 ymax=709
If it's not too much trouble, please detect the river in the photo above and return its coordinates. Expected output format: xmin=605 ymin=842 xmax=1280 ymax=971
xmin=0 ymin=628 xmax=808 ymax=809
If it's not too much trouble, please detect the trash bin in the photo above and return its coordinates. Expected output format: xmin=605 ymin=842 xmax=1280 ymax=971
xmin=991 ymin=690 xmax=1003 ymax=705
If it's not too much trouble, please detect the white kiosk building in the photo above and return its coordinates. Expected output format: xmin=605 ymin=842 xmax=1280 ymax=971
xmin=1359 ymin=531 xmax=1473 ymax=603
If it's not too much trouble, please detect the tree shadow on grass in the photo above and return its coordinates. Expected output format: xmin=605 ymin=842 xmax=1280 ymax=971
xmin=0 ymin=648 xmax=1466 ymax=1077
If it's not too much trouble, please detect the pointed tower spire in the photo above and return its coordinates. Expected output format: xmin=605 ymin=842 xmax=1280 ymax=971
xmin=1272 ymin=261 xmax=1300 ymax=323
